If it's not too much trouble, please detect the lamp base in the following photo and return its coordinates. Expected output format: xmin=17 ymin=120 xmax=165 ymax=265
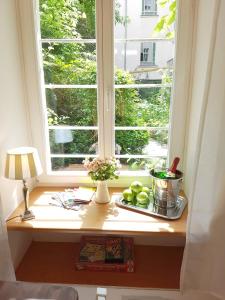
xmin=22 ymin=209 xmax=35 ymax=221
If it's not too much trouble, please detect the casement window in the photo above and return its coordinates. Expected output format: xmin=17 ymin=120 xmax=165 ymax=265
xmin=140 ymin=42 xmax=156 ymax=66
xmin=37 ymin=0 xmax=175 ymax=176
xmin=142 ymin=0 xmax=157 ymax=16
xmin=24 ymin=0 xmax=192 ymax=184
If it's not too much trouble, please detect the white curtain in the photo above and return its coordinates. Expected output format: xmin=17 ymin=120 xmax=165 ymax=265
xmin=0 ymin=195 xmax=15 ymax=281
xmin=180 ymin=0 xmax=225 ymax=298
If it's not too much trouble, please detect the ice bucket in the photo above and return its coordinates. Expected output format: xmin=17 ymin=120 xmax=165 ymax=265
xmin=150 ymin=169 xmax=183 ymax=208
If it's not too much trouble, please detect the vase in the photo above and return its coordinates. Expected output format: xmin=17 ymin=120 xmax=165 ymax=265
xmin=95 ymin=180 xmax=110 ymax=204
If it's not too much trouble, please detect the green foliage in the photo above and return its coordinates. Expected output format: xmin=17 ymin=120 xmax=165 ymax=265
xmin=40 ymin=0 xmax=80 ymax=38
xmin=154 ymin=0 xmax=176 ymax=39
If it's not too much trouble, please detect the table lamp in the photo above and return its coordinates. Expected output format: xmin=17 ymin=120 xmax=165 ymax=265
xmin=5 ymin=147 xmax=43 ymax=221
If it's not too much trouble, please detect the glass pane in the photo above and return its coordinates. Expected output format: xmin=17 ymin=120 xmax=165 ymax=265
xmin=115 ymin=0 xmax=174 ymax=39
xmin=51 ymin=157 xmax=90 ymax=171
xmin=115 ymin=40 xmax=174 ymax=83
xmin=114 ymin=0 xmax=176 ymax=170
xmin=49 ymin=129 xmax=98 ymax=154
xmin=39 ymin=0 xmax=96 ymax=39
xmin=115 ymin=129 xmax=168 ymax=156
xmin=115 ymin=86 xmax=171 ymax=127
xmin=117 ymin=157 xmax=167 ymax=171
xmin=42 ymin=43 xmax=97 ymax=85
xmin=46 ymin=88 xmax=97 ymax=126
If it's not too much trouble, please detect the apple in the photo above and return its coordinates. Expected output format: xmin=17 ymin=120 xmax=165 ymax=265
xmin=130 ymin=181 xmax=143 ymax=194
xmin=123 ymin=189 xmax=134 ymax=202
xmin=142 ymin=186 xmax=150 ymax=195
xmin=136 ymin=191 xmax=149 ymax=204
xmin=136 ymin=202 xmax=148 ymax=208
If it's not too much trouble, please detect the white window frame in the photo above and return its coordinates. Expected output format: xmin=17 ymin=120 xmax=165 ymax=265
xmin=16 ymin=0 xmax=194 ymax=187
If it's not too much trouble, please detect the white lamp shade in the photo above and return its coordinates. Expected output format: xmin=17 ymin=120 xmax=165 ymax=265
xmin=5 ymin=147 xmax=43 ymax=180
xmin=54 ymin=129 xmax=73 ymax=144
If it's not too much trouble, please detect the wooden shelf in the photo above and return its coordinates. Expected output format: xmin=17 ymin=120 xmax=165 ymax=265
xmin=7 ymin=187 xmax=187 ymax=237
xmin=16 ymin=241 xmax=184 ymax=289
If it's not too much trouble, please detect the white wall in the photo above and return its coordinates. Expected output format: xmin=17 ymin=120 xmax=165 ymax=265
xmin=0 ymin=0 xmax=32 ymax=268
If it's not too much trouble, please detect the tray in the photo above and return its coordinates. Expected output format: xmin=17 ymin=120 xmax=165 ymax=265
xmin=115 ymin=194 xmax=187 ymax=220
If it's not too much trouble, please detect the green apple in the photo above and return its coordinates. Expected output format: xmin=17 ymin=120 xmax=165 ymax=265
xmin=136 ymin=191 xmax=149 ymax=204
xmin=136 ymin=202 xmax=148 ymax=208
xmin=130 ymin=181 xmax=143 ymax=194
xmin=142 ymin=186 xmax=150 ymax=195
xmin=123 ymin=189 xmax=134 ymax=202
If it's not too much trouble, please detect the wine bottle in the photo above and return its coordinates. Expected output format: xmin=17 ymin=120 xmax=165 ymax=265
xmin=154 ymin=157 xmax=180 ymax=179
xmin=168 ymin=157 xmax=180 ymax=174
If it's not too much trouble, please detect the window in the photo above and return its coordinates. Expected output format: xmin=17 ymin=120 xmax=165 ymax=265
xmin=36 ymin=0 xmax=177 ymax=177
xmin=114 ymin=0 xmax=174 ymax=172
xmin=38 ymin=0 xmax=98 ymax=172
xmin=140 ymin=42 xmax=156 ymax=66
xmin=142 ymin=0 xmax=157 ymax=16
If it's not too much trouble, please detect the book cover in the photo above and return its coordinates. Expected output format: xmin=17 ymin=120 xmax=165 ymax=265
xmin=105 ymin=237 xmax=124 ymax=264
xmin=76 ymin=236 xmax=134 ymax=272
xmin=73 ymin=187 xmax=96 ymax=202
xmin=79 ymin=236 xmax=105 ymax=263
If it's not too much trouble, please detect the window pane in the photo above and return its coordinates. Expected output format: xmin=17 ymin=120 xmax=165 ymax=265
xmin=115 ymin=40 xmax=174 ymax=83
xmin=115 ymin=129 xmax=168 ymax=156
xmin=49 ymin=129 xmax=98 ymax=155
xmin=39 ymin=0 xmax=96 ymax=39
xmin=115 ymin=86 xmax=171 ymax=127
xmin=114 ymin=0 xmax=176 ymax=171
xmin=51 ymin=157 xmax=90 ymax=171
xmin=39 ymin=1 xmax=99 ymax=173
xmin=42 ymin=43 xmax=97 ymax=85
xmin=46 ymin=88 xmax=97 ymax=126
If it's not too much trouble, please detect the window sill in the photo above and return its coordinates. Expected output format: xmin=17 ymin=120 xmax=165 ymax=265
xmin=140 ymin=14 xmax=159 ymax=17
xmin=7 ymin=186 xmax=187 ymax=237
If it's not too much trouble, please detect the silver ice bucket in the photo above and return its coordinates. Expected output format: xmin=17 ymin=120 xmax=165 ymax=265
xmin=150 ymin=169 xmax=183 ymax=208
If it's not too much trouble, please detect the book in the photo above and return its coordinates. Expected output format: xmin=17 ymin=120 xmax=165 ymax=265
xmin=51 ymin=187 xmax=96 ymax=210
xmin=105 ymin=236 xmax=124 ymax=263
xmin=79 ymin=236 xmax=105 ymax=263
xmin=76 ymin=236 xmax=134 ymax=272
xmin=72 ymin=187 xmax=96 ymax=202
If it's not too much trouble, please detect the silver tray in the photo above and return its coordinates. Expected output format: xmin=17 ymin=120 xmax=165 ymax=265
xmin=115 ymin=194 xmax=187 ymax=220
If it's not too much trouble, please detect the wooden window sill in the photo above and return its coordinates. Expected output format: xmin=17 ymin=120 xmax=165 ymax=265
xmin=6 ymin=187 xmax=187 ymax=237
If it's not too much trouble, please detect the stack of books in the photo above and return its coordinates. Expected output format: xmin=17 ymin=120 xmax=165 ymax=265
xmin=76 ymin=236 xmax=134 ymax=272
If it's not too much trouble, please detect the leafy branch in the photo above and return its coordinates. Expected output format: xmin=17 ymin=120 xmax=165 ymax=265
xmin=154 ymin=0 xmax=176 ymax=39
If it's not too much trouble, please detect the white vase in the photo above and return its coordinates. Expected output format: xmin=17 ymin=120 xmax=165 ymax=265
xmin=95 ymin=180 xmax=110 ymax=204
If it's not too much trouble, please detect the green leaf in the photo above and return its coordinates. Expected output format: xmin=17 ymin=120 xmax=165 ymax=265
xmin=169 ymin=1 xmax=176 ymax=12
xmin=166 ymin=11 xmax=176 ymax=26
xmin=159 ymin=0 xmax=168 ymax=7
xmin=166 ymin=31 xmax=175 ymax=39
xmin=154 ymin=17 xmax=166 ymax=32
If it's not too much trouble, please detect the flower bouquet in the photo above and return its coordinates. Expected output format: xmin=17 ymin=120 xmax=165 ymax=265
xmin=83 ymin=157 xmax=121 ymax=203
